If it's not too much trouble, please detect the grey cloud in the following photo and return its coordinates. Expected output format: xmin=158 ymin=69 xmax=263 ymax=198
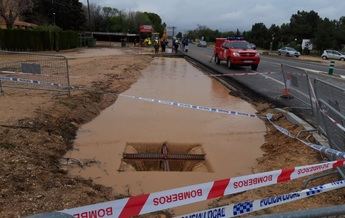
xmin=83 ymin=0 xmax=345 ymax=31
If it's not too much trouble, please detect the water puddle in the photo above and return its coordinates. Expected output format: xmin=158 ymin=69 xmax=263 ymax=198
xmin=65 ymin=57 xmax=266 ymax=214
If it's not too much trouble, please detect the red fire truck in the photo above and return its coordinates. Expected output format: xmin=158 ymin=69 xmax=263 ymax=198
xmin=214 ymin=37 xmax=260 ymax=70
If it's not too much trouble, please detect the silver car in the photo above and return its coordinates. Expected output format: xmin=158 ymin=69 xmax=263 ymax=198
xmin=197 ymin=40 xmax=207 ymax=47
xmin=321 ymin=50 xmax=345 ymax=61
xmin=278 ymin=47 xmax=301 ymax=57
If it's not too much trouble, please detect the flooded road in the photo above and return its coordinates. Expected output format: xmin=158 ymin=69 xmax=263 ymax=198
xmin=65 ymin=57 xmax=266 ymax=214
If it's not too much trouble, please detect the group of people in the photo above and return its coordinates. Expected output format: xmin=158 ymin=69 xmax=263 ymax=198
xmin=172 ymin=37 xmax=189 ymax=53
xmin=153 ymin=39 xmax=169 ymax=54
xmin=143 ymin=36 xmax=190 ymax=54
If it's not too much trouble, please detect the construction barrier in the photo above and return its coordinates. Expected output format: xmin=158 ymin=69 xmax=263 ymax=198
xmin=0 ymin=50 xmax=70 ymax=94
xmin=281 ymin=64 xmax=313 ymax=113
xmin=57 ymin=160 xmax=345 ymax=218
xmin=266 ymin=113 xmax=345 ymax=160
xmin=176 ymin=180 xmax=345 ymax=218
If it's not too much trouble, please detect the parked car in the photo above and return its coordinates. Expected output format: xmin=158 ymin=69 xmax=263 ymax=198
xmin=213 ymin=37 xmax=260 ymax=70
xmin=197 ymin=40 xmax=207 ymax=47
xmin=321 ymin=50 xmax=345 ymax=61
xmin=278 ymin=47 xmax=301 ymax=57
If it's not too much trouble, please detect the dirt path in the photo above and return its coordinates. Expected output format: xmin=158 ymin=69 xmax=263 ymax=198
xmin=209 ymin=103 xmax=345 ymax=216
xmin=0 ymin=48 xmax=152 ymax=217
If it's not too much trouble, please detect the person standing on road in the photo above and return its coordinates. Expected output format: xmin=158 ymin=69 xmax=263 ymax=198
xmin=161 ymin=39 xmax=167 ymax=52
xmin=154 ymin=39 xmax=160 ymax=54
xmin=173 ymin=38 xmax=179 ymax=54
xmin=183 ymin=37 xmax=189 ymax=52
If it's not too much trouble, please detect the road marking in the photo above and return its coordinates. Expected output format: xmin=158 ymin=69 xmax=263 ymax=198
xmin=261 ymin=60 xmax=281 ymax=66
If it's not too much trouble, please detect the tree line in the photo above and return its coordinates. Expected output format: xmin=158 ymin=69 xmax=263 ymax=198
xmin=87 ymin=4 xmax=165 ymax=36
xmin=186 ymin=10 xmax=345 ymax=53
xmin=1 ymin=0 xmax=165 ymax=36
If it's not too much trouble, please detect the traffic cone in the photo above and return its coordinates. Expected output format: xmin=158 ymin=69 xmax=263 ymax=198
xmin=281 ymin=73 xmax=293 ymax=99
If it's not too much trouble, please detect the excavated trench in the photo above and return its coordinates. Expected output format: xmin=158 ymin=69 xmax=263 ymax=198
xmin=118 ymin=142 xmax=211 ymax=172
xmin=64 ymin=57 xmax=266 ymax=214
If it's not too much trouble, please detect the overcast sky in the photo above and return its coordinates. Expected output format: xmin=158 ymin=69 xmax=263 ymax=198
xmin=83 ymin=0 xmax=345 ymax=31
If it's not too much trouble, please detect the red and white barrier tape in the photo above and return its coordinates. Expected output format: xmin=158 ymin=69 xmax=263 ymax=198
xmin=176 ymin=180 xmax=345 ymax=218
xmin=119 ymin=94 xmax=260 ymax=119
xmin=266 ymin=114 xmax=345 ymax=159
xmin=59 ymin=160 xmax=345 ymax=218
xmin=321 ymin=110 xmax=345 ymax=133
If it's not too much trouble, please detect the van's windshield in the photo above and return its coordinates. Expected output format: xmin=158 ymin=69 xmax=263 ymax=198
xmin=228 ymin=41 xmax=251 ymax=49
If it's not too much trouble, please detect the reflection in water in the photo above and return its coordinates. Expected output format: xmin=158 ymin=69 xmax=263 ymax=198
xmin=65 ymin=58 xmax=266 ymax=214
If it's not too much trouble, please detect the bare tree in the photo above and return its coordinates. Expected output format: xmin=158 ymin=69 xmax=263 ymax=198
xmin=0 ymin=0 xmax=33 ymax=29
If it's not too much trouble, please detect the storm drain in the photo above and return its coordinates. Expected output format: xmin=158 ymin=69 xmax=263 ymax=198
xmin=118 ymin=142 xmax=212 ymax=172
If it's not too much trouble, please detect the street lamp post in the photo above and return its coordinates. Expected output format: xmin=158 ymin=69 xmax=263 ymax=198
xmin=87 ymin=0 xmax=92 ymax=31
xmin=51 ymin=0 xmax=55 ymax=25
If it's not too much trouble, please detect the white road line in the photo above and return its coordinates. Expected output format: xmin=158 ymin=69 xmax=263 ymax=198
xmin=261 ymin=60 xmax=281 ymax=66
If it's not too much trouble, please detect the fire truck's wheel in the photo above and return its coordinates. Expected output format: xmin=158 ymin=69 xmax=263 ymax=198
xmin=227 ymin=59 xmax=232 ymax=69
xmin=251 ymin=64 xmax=258 ymax=71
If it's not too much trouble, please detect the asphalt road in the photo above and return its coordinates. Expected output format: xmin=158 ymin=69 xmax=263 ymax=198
xmin=182 ymin=44 xmax=345 ymax=124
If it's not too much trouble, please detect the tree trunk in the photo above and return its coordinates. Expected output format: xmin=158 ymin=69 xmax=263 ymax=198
xmin=4 ymin=11 xmax=18 ymax=29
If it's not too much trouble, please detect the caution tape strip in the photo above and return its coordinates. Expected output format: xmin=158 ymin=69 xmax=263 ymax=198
xmin=266 ymin=114 xmax=345 ymax=160
xmin=208 ymin=72 xmax=276 ymax=77
xmin=0 ymin=76 xmax=66 ymax=88
xmin=321 ymin=110 xmax=345 ymax=133
xmin=59 ymin=160 xmax=345 ymax=218
xmin=119 ymin=94 xmax=260 ymax=119
xmin=175 ymin=180 xmax=345 ymax=218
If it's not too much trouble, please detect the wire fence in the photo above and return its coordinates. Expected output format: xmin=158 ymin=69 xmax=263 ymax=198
xmin=281 ymin=64 xmax=345 ymax=177
xmin=0 ymin=50 xmax=70 ymax=94
xmin=281 ymin=64 xmax=314 ymax=115
xmin=314 ymin=79 xmax=345 ymax=151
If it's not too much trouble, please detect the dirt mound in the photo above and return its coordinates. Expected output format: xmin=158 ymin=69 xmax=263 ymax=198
xmin=0 ymin=53 xmax=152 ymax=217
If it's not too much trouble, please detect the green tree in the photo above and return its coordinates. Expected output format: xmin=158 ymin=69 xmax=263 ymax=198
xmin=176 ymin=32 xmax=182 ymax=39
xmin=268 ymin=24 xmax=281 ymax=50
xmin=289 ymin=10 xmax=321 ymax=40
xmin=315 ymin=18 xmax=337 ymax=52
xmin=24 ymin=0 xmax=86 ymax=30
xmin=145 ymin=12 xmax=164 ymax=36
xmin=250 ymin=23 xmax=269 ymax=49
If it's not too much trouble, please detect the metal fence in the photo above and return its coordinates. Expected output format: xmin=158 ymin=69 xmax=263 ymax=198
xmin=281 ymin=64 xmax=345 ymax=177
xmin=281 ymin=64 xmax=314 ymax=115
xmin=314 ymin=79 xmax=345 ymax=152
xmin=0 ymin=50 xmax=70 ymax=94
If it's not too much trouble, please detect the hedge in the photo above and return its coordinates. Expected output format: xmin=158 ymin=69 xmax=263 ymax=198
xmin=0 ymin=29 xmax=80 ymax=51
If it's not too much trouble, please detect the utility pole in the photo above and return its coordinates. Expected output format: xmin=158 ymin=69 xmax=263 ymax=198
xmin=51 ymin=0 xmax=56 ymax=25
xmin=167 ymin=26 xmax=176 ymax=37
xmin=87 ymin=0 xmax=92 ymax=31
xmin=172 ymin=26 xmax=176 ymax=37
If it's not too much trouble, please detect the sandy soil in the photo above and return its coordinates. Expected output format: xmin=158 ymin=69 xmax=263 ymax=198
xmin=1 ymin=45 xmax=344 ymax=217
xmin=0 ymin=47 xmax=152 ymax=217
xmin=208 ymin=104 xmax=345 ymax=216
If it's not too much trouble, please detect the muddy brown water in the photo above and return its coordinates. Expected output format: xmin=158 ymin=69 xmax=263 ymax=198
xmin=65 ymin=57 xmax=266 ymax=215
